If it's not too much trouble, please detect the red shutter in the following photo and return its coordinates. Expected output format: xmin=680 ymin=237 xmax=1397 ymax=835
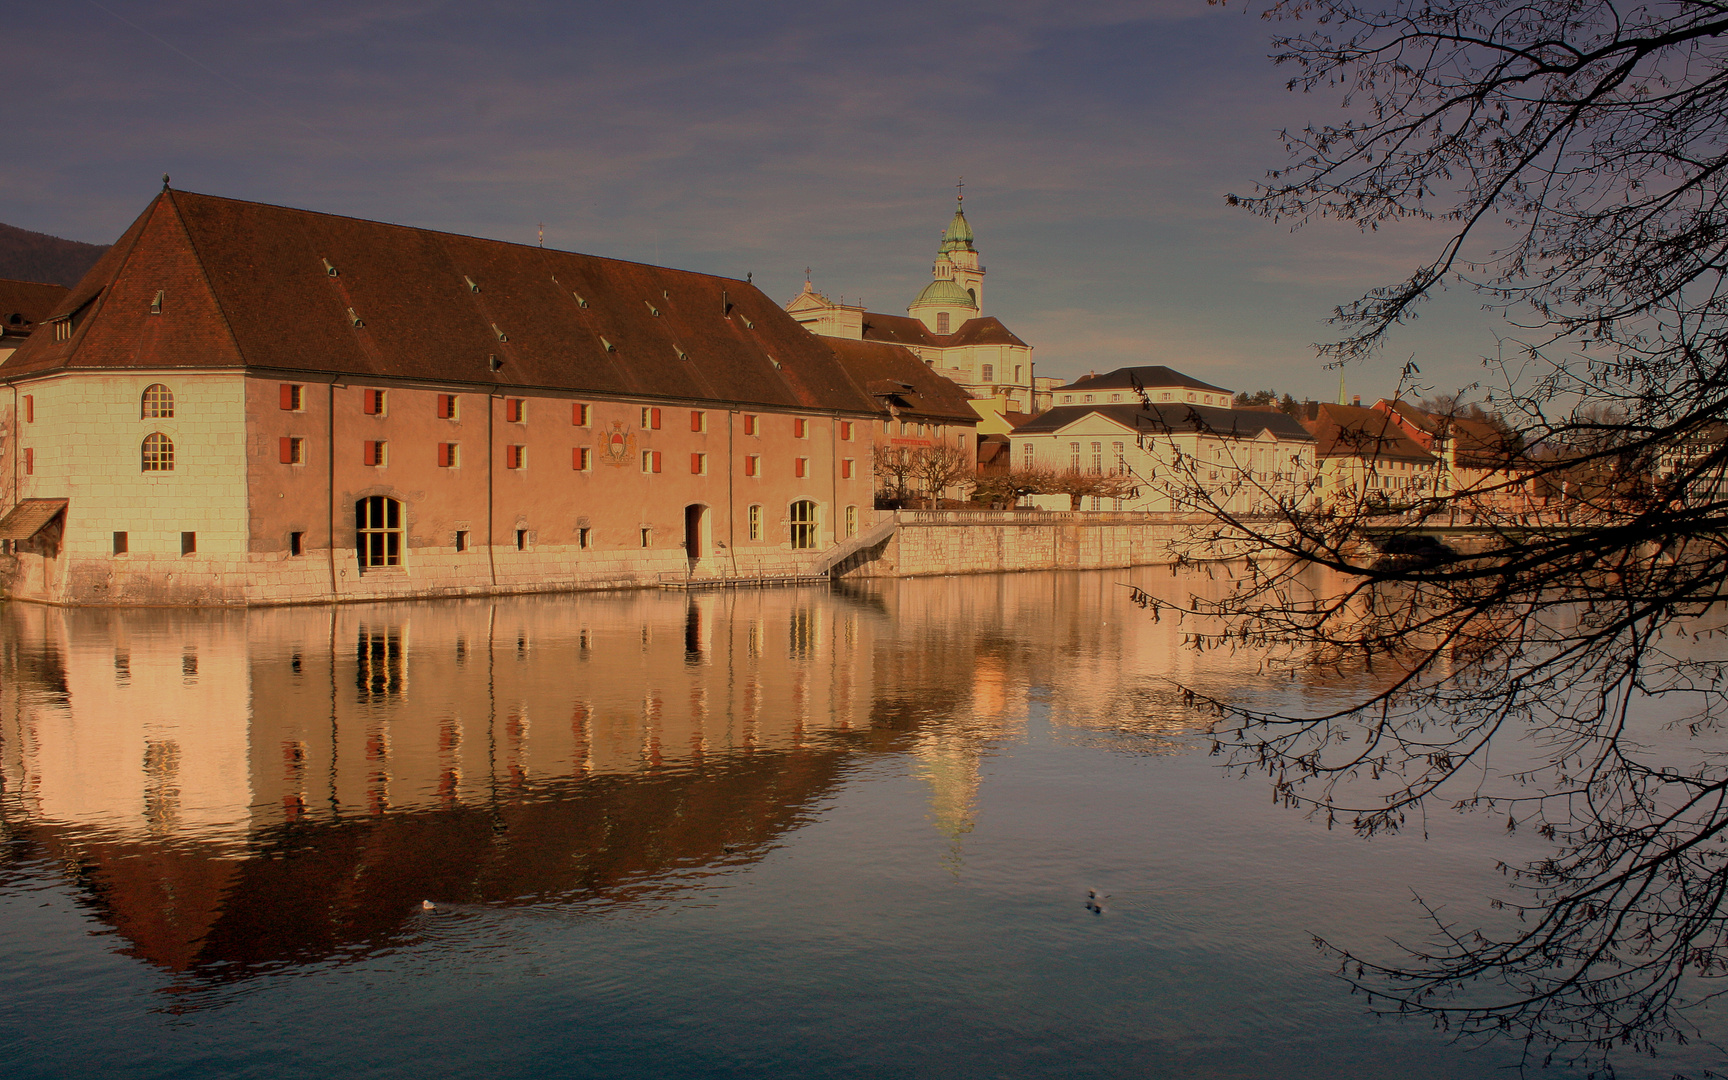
xmin=744 ymin=415 xmax=756 ymax=435
xmin=840 ymin=421 xmax=851 ymax=440
xmin=437 ymin=394 xmax=452 ymax=419
xmin=23 ymin=448 xmax=31 ymax=475
xmin=795 ymin=458 xmax=806 ymax=478
xmin=650 ymin=408 xmax=662 ymax=429
xmin=573 ymin=402 xmax=586 ymax=425
xmin=364 ymin=441 xmax=379 ymax=466
xmin=691 ymin=411 xmax=702 ymax=432
xmin=652 ymin=451 xmax=662 ymax=473
xmin=280 ymin=437 xmax=293 ymax=464
xmin=24 ymin=396 xmax=34 ymax=423
xmin=691 ymin=453 xmax=701 ymax=473
xmin=841 ymin=459 xmax=852 ymax=479
xmin=280 ymin=384 xmax=294 ymax=410
xmin=744 ymin=456 xmax=757 ymax=477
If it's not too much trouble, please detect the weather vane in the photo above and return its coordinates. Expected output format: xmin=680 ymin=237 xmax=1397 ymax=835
xmin=537 ymin=223 xmax=544 ymax=248
xmin=957 ymin=176 xmax=964 ymax=203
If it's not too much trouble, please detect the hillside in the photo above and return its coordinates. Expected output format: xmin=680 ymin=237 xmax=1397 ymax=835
xmin=0 ymin=221 xmax=108 ymax=288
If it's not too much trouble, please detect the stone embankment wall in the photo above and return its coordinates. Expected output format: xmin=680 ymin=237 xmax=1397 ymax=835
xmin=843 ymin=510 xmax=1230 ymax=578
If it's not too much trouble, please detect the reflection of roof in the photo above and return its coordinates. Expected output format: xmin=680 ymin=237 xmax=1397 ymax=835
xmin=1016 ymin=403 xmax=1313 ymax=441
xmin=0 ymin=278 xmax=69 ymax=335
xmin=823 ymin=338 xmax=979 ymax=424
xmin=1057 ymin=366 xmax=1229 ymax=395
xmin=12 ymin=745 xmax=863 ymax=979
xmin=1303 ymin=404 xmax=1435 ymax=463
xmin=3 ymin=190 xmax=882 ymax=416
xmin=860 ymin=312 xmax=1026 ymax=349
xmin=0 ymin=498 xmax=67 ymax=539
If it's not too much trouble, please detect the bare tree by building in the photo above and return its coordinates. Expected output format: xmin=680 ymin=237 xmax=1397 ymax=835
xmin=1169 ymin=0 xmax=1728 ymax=1071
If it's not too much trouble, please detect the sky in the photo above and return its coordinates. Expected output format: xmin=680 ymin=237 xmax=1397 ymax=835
xmin=1 ymin=0 xmax=1522 ymax=402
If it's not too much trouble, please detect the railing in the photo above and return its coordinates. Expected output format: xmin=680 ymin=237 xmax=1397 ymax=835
xmin=893 ymin=509 xmax=1192 ymax=526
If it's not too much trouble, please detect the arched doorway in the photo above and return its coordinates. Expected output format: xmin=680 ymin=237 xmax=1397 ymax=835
xmin=356 ymin=496 xmax=403 ymax=568
xmin=683 ymin=503 xmax=708 ymax=560
xmin=789 ymin=500 xmax=819 ymax=550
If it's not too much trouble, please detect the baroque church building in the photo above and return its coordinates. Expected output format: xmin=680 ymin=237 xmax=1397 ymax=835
xmin=785 ymin=198 xmax=1036 ymax=415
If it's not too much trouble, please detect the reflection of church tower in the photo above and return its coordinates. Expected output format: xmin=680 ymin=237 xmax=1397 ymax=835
xmin=908 ymin=197 xmax=985 ymax=336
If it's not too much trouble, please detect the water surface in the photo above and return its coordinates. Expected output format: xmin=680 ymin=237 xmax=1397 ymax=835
xmin=0 ymin=570 xmax=1713 ymax=1078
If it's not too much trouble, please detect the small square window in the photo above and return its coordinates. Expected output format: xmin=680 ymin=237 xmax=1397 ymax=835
xmin=112 ymin=531 xmax=128 ymax=556
xmin=280 ymin=436 xmax=305 ymax=465
xmin=23 ymin=395 xmax=34 ymax=423
xmin=181 ymin=531 xmax=197 ymax=556
xmin=506 ymin=445 xmax=526 ymax=469
xmin=744 ymin=454 xmax=759 ymax=477
xmin=839 ymin=421 xmax=852 ymax=441
xmin=280 ymin=384 xmax=304 ymax=411
xmin=642 ymin=407 xmax=662 ymax=430
xmin=574 ymin=446 xmax=592 ymax=471
xmin=364 ymin=440 xmax=387 ymax=467
xmin=793 ymin=417 xmax=807 ymax=439
xmin=438 ymin=394 xmax=459 ymax=419
xmin=691 ymin=452 xmax=706 ymax=475
xmin=640 ymin=527 xmax=652 ymax=548
xmin=795 ymin=457 xmax=808 ymax=478
xmin=289 ymin=531 xmax=304 ymax=556
xmin=515 ymin=528 xmax=528 ymax=550
xmin=743 ymin=414 xmax=758 ymax=436
xmin=454 ymin=530 xmax=468 ymax=552
xmin=364 ymin=388 xmax=387 ymax=415
xmin=506 ymin=398 xmax=526 ymax=423
xmin=642 ymin=450 xmax=662 ymax=473
xmin=578 ymin=527 xmax=592 ymax=549
xmin=573 ymin=402 xmax=591 ymax=426
xmin=439 ymin=442 xmax=459 ymax=468
xmin=690 ymin=410 xmax=705 ymax=432
xmin=841 ymin=458 xmax=853 ymax=479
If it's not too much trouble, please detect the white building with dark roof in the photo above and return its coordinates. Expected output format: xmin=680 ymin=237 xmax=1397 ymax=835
xmin=1011 ymin=366 xmax=1316 ymax=513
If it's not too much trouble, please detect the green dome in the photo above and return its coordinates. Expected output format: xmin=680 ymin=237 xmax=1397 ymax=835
xmin=939 ymin=206 xmax=974 ymax=253
xmin=911 ymin=278 xmax=977 ymax=309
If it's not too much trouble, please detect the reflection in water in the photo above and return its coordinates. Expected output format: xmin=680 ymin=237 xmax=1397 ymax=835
xmin=0 ymin=575 xmax=1228 ymax=985
xmin=8 ymin=569 xmax=1679 ymax=1078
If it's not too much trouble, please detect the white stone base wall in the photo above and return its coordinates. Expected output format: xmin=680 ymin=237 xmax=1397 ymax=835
xmin=5 ymin=543 xmax=831 ymax=606
xmin=843 ymin=512 xmax=1235 ymax=578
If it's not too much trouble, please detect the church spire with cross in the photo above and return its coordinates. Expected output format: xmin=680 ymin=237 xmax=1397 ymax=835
xmin=909 ymin=180 xmax=984 ymax=333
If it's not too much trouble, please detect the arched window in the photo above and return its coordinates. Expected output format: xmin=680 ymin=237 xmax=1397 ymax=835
xmin=789 ymin=500 xmax=818 ymax=550
xmin=936 ymin=312 xmax=950 ymax=334
xmin=141 ymin=384 xmax=174 ymax=419
xmin=356 ymin=496 xmax=403 ymax=568
xmin=141 ymin=433 xmax=174 ymax=471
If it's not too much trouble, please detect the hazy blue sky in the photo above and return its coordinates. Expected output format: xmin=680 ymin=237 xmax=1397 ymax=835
xmin=2 ymin=0 xmax=1518 ymax=400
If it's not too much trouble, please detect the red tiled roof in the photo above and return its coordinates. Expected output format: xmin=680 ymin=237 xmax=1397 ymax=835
xmin=3 ymin=191 xmax=883 ymax=416
xmin=1302 ymin=403 xmax=1436 ymax=463
xmin=822 ymin=337 xmax=979 ymax=424
xmin=0 ymin=278 xmax=69 ymax=336
xmin=860 ymin=312 xmax=1026 ymax=349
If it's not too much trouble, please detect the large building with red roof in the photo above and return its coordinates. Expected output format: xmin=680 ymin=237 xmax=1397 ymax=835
xmin=0 ymin=187 xmax=924 ymax=605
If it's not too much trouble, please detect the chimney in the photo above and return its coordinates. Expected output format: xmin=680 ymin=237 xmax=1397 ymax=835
xmin=1353 ymin=395 xmax=1361 ymax=407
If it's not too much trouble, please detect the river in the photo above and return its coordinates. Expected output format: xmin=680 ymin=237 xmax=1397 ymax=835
xmin=0 ymin=568 xmax=1718 ymax=1078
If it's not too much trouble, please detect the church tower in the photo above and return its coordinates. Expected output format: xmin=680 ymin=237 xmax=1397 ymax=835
xmin=908 ymin=195 xmax=984 ymax=336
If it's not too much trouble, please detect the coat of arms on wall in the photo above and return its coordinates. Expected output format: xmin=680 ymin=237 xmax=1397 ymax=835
xmin=600 ymin=421 xmax=637 ymax=467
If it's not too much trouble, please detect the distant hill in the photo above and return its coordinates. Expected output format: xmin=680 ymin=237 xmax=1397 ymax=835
xmin=0 ymin=221 xmax=108 ymax=288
